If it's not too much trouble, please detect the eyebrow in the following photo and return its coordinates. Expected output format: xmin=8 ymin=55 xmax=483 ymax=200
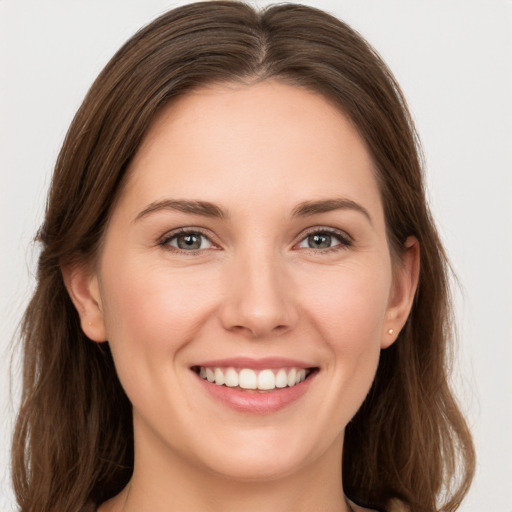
xmin=292 ymin=198 xmax=372 ymax=224
xmin=134 ymin=197 xmax=372 ymax=224
xmin=134 ymin=199 xmax=227 ymax=222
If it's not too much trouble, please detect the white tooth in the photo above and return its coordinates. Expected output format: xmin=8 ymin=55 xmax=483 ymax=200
xmin=287 ymin=368 xmax=297 ymax=387
xmin=214 ymin=367 xmax=225 ymax=386
xmin=275 ymin=369 xmax=288 ymax=388
xmin=257 ymin=369 xmax=276 ymax=390
xmin=297 ymin=368 xmax=306 ymax=384
xmin=224 ymin=367 xmax=239 ymax=387
xmin=199 ymin=367 xmax=207 ymax=379
xmin=206 ymin=368 xmax=215 ymax=383
xmin=239 ymin=369 xmax=257 ymax=390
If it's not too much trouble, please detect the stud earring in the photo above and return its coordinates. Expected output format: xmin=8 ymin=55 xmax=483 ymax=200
xmin=388 ymin=328 xmax=394 ymax=335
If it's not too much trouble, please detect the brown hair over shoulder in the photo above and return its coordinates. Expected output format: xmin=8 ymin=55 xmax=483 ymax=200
xmin=12 ymin=2 xmax=475 ymax=511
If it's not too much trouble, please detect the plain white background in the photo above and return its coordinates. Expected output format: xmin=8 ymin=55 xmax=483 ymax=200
xmin=1 ymin=1 xmax=511 ymax=510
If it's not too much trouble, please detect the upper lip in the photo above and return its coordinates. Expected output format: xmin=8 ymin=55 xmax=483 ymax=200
xmin=192 ymin=357 xmax=316 ymax=370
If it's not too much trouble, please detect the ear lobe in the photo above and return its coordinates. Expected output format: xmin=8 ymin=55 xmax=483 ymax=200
xmin=61 ymin=263 xmax=107 ymax=342
xmin=382 ymin=236 xmax=420 ymax=348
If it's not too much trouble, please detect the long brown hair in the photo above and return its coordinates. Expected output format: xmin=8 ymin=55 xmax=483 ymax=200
xmin=12 ymin=2 xmax=475 ymax=511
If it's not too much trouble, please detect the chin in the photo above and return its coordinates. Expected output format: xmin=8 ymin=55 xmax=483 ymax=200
xmin=203 ymin=450 xmax=309 ymax=483
xmin=185 ymin=424 xmax=327 ymax=483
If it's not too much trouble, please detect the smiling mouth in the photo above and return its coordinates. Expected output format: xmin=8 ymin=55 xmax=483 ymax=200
xmin=192 ymin=366 xmax=318 ymax=391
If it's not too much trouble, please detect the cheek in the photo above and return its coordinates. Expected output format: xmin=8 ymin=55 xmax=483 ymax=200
xmin=96 ymin=261 xmax=225 ymax=437
xmin=301 ymin=262 xmax=391 ymax=345
xmin=298 ymin=261 xmax=390 ymax=399
xmin=101 ymin=261 xmax=215 ymax=345
xmin=97 ymin=257 xmax=221 ymax=402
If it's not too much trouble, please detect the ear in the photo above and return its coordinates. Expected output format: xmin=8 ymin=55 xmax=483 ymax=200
xmin=382 ymin=236 xmax=420 ymax=348
xmin=61 ymin=263 xmax=107 ymax=342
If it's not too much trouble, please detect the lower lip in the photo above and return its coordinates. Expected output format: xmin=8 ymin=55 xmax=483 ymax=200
xmin=194 ymin=371 xmax=317 ymax=414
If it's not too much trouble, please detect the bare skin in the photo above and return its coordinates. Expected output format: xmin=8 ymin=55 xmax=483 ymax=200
xmin=65 ymin=80 xmax=419 ymax=512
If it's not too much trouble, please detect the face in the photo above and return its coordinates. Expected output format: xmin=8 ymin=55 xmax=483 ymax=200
xmin=70 ymin=80 xmax=417 ymax=484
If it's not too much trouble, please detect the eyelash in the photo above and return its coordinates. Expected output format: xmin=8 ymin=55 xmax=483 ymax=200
xmin=158 ymin=227 xmax=353 ymax=254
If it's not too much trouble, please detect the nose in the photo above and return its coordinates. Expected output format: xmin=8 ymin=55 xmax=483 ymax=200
xmin=219 ymin=251 xmax=299 ymax=338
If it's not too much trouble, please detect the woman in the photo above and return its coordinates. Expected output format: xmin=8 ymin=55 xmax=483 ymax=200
xmin=11 ymin=2 xmax=475 ymax=511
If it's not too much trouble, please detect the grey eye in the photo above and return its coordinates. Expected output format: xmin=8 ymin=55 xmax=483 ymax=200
xmin=168 ymin=232 xmax=212 ymax=251
xmin=310 ymin=233 xmax=332 ymax=249
xmin=299 ymin=232 xmax=341 ymax=250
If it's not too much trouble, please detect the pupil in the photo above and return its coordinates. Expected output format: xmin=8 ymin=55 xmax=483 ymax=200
xmin=309 ymin=233 xmax=330 ymax=249
xmin=178 ymin=234 xmax=201 ymax=250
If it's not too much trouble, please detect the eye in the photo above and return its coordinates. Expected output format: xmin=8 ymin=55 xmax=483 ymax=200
xmin=162 ymin=230 xmax=214 ymax=251
xmin=297 ymin=229 xmax=351 ymax=251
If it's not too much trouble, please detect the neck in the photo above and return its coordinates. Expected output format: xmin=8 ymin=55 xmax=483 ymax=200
xmin=102 ymin=423 xmax=351 ymax=512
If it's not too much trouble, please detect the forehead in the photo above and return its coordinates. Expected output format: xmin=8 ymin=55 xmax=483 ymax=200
xmin=121 ymin=80 xmax=382 ymax=221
